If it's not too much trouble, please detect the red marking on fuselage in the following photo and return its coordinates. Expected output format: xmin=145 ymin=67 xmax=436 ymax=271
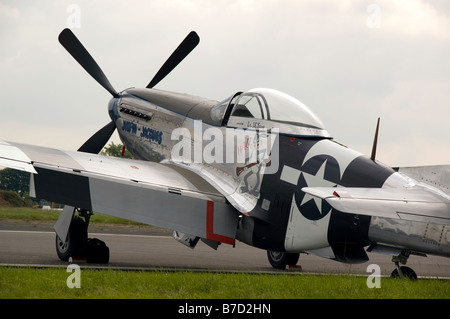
xmin=206 ymin=201 xmax=235 ymax=245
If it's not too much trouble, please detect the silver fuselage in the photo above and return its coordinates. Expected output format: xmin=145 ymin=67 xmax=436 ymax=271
xmin=108 ymin=87 xmax=450 ymax=261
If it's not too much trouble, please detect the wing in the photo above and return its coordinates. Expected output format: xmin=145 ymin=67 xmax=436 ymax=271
xmin=0 ymin=141 xmax=238 ymax=244
xmin=302 ymin=186 xmax=450 ymax=226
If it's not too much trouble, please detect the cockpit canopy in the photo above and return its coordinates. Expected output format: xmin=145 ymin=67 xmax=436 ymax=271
xmin=211 ymin=88 xmax=330 ymax=138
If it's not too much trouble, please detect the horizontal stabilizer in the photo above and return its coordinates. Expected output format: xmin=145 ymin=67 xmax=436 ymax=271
xmin=396 ymin=165 xmax=450 ymax=196
xmin=302 ymin=186 xmax=450 ymax=226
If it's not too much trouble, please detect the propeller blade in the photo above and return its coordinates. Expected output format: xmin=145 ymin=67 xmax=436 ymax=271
xmin=78 ymin=121 xmax=116 ymax=154
xmin=58 ymin=28 xmax=117 ymax=97
xmin=146 ymin=31 xmax=200 ymax=89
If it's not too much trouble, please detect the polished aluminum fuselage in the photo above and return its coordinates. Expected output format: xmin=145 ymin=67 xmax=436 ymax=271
xmin=108 ymin=88 xmax=450 ymax=260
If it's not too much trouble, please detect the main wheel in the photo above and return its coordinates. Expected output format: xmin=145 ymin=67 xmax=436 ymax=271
xmin=390 ymin=266 xmax=418 ymax=280
xmin=86 ymin=238 xmax=110 ymax=264
xmin=56 ymin=216 xmax=88 ymax=261
xmin=267 ymin=251 xmax=300 ymax=269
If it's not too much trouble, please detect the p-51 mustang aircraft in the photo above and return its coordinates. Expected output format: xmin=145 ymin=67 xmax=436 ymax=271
xmin=1 ymin=29 xmax=449 ymax=278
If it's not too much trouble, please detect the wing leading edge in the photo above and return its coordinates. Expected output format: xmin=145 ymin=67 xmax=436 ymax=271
xmin=302 ymin=186 xmax=450 ymax=226
xmin=0 ymin=141 xmax=239 ymax=245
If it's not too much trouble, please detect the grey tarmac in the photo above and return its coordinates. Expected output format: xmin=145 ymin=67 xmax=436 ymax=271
xmin=0 ymin=220 xmax=449 ymax=278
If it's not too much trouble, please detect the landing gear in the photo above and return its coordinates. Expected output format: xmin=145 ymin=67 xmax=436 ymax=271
xmin=267 ymin=251 xmax=300 ymax=269
xmin=56 ymin=210 xmax=109 ymax=264
xmin=56 ymin=215 xmax=87 ymax=261
xmin=390 ymin=250 xmax=417 ymax=280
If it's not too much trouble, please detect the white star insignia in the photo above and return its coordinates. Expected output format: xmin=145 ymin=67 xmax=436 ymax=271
xmin=300 ymin=159 xmax=336 ymax=215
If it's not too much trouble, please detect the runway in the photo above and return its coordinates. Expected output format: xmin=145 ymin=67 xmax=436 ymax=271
xmin=1 ymin=221 xmax=449 ymax=278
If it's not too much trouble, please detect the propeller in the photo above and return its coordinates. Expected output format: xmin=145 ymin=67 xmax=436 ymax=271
xmin=77 ymin=121 xmax=116 ymax=154
xmin=146 ymin=31 xmax=200 ymax=88
xmin=58 ymin=28 xmax=118 ymax=97
xmin=58 ymin=28 xmax=199 ymax=154
xmin=58 ymin=28 xmax=118 ymax=154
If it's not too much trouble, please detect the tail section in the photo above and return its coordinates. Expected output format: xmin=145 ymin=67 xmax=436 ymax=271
xmin=395 ymin=165 xmax=450 ymax=196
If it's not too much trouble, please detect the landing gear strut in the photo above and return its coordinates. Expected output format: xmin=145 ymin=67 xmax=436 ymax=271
xmin=390 ymin=250 xmax=417 ymax=280
xmin=56 ymin=209 xmax=109 ymax=264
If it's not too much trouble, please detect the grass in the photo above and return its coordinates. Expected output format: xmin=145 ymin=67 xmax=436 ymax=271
xmin=0 ymin=207 xmax=61 ymax=221
xmin=1 ymin=207 xmax=449 ymax=300
xmin=0 ymin=267 xmax=449 ymax=299
xmin=0 ymin=207 xmax=144 ymax=226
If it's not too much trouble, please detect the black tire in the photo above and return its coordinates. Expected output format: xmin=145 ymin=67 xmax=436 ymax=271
xmin=56 ymin=216 xmax=88 ymax=261
xmin=86 ymin=238 xmax=110 ymax=264
xmin=390 ymin=266 xmax=418 ymax=280
xmin=267 ymin=251 xmax=300 ymax=269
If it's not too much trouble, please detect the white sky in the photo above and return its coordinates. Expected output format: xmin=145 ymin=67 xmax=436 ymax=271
xmin=1 ymin=0 xmax=449 ymax=167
